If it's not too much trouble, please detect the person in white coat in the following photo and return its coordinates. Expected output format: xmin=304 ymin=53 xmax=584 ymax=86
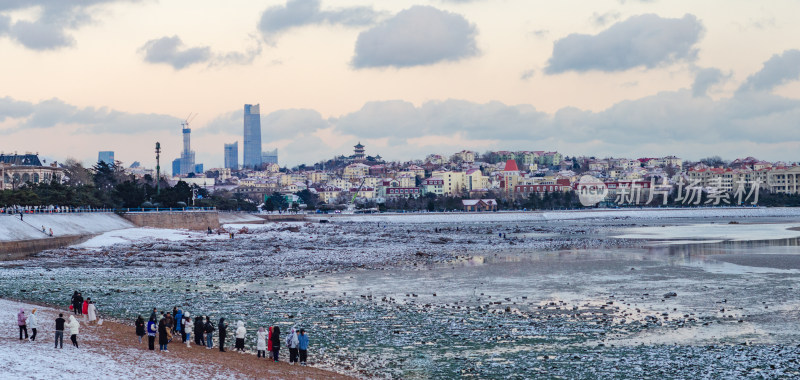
xmin=256 ymin=327 xmax=267 ymax=358
xmin=27 ymin=309 xmax=38 ymax=342
xmin=234 ymin=321 xmax=246 ymax=352
xmin=87 ymin=301 xmax=97 ymax=323
xmin=67 ymin=315 xmax=80 ymax=348
xmin=183 ymin=313 xmax=192 ymax=348
xmin=286 ymin=327 xmax=300 ymax=364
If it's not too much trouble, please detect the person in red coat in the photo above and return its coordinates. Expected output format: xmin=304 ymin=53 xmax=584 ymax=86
xmin=82 ymin=298 xmax=89 ymax=316
xmin=267 ymin=326 xmax=273 ymax=356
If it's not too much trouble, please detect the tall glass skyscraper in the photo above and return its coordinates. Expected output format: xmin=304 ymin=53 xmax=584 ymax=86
xmin=224 ymin=142 xmax=239 ymax=170
xmin=243 ymin=104 xmax=262 ymax=169
xmin=98 ymin=151 xmax=114 ymax=166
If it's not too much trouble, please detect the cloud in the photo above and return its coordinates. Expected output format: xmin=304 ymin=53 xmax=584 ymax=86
xmin=352 ymin=5 xmax=479 ymax=68
xmin=0 ymin=97 xmax=181 ymax=135
xmin=0 ymin=0 xmax=136 ymax=51
xmin=0 ymin=97 xmax=34 ymax=122
xmin=139 ymin=36 xmax=212 ymax=70
xmin=334 ymin=99 xmax=545 ymax=140
xmin=196 ymin=108 xmax=329 ymax=138
xmin=545 ymin=14 xmax=704 ymax=74
xmin=520 ymin=69 xmax=535 ymax=80
xmin=591 ymin=11 xmax=621 ymax=27
xmin=258 ymin=0 xmax=379 ymax=40
xmin=139 ymin=35 xmax=262 ymax=70
xmin=691 ymin=67 xmax=727 ymax=97
xmin=738 ymin=49 xmax=800 ymax=93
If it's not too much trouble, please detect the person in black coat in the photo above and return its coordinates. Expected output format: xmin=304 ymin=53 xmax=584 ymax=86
xmin=158 ymin=318 xmax=169 ymax=351
xmin=271 ymin=326 xmax=281 ymax=362
xmin=72 ymin=292 xmax=83 ymax=315
xmin=135 ymin=315 xmax=145 ymax=344
xmin=218 ymin=317 xmax=228 ymax=352
xmin=194 ymin=315 xmax=204 ymax=346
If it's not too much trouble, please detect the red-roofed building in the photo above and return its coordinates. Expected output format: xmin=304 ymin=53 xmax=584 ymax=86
xmin=462 ymin=199 xmax=498 ymax=212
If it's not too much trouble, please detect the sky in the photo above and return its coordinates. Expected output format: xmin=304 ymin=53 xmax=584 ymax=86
xmin=1 ymin=0 xmax=799 ymax=169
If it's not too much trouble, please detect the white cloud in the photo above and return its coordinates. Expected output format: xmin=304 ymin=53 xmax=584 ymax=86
xmin=352 ymin=5 xmax=479 ymax=68
xmin=545 ymin=14 xmax=704 ymax=74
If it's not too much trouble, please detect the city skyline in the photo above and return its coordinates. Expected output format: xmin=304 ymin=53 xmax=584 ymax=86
xmin=1 ymin=0 xmax=799 ymax=168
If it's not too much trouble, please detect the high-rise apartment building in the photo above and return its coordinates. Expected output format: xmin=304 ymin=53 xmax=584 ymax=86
xmin=224 ymin=142 xmax=239 ymax=170
xmin=98 ymin=151 xmax=114 ymax=165
xmin=243 ymin=104 xmax=262 ymax=169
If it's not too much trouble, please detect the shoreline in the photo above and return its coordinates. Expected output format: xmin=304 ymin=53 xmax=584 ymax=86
xmin=0 ymin=297 xmax=353 ymax=380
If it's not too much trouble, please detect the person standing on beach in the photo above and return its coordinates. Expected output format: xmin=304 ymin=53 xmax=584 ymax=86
xmin=267 ymin=326 xmax=273 ymax=358
xmin=135 ymin=316 xmax=145 ymax=343
xmin=149 ymin=307 xmax=157 ymax=322
xmin=270 ymin=326 xmax=281 ymax=362
xmin=194 ymin=316 xmax=204 ymax=346
xmin=27 ymin=309 xmax=38 ymax=342
xmin=158 ymin=318 xmax=169 ymax=352
xmin=67 ymin=315 xmax=79 ymax=348
xmin=147 ymin=316 xmax=157 ymax=350
xmin=256 ymin=327 xmax=267 ymax=358
xmin=54 ymin=313 xmax=65 ymax=349
xmin=218 ymin=317 xmax=228 ymax=352
xmin=17 ymin=309 xmax=28 ymax=340
xmin=204 ymin=316 xmax=215 ymax=349
xmin=286 ymin=327 xmax=299 ymax=364
xmin=183 ymin=315 xmax=192 ymax=347
xmin=87 ymin=301 xmax=97 ymax=324
xmin=175 ymin=308 xmax=183 ymax=340
xmin=71 ymin=292 xmax=80 ymax=315
xmin=298 ymin=329 xmax=309 ymax=365
xmin=82 ymin=298 xmax=89 ymax=317
xmin=234 ymin=321 xmax=246 ymax=352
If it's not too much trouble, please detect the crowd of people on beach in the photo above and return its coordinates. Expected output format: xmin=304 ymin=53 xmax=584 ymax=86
xmin=12 ymin=293 xmax=311 ymax=367
xmin=14 ymin=291 xmax=101 ymax=350
xmin=135 ymin=306 xmax=310 ymax=365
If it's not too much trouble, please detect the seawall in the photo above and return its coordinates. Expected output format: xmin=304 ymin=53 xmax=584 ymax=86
xmin=119 ymin=211 xmax=220 ymax=230
xmin=0 ymin=235 xmax=93 ymax=260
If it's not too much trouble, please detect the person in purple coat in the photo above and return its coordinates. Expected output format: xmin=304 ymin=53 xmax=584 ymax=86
xmin=17 ymin=309 xmax=28 ymax=340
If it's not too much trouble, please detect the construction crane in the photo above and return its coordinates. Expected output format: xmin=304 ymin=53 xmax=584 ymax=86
xmin=351 ymin=177 xmax=367 ymax=203
xmin=182 ymin=112 xmax=198 ymax=128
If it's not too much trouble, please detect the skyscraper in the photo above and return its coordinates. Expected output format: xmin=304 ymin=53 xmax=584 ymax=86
xmin=98 ymin=151 xmax=114 ymax=165
xmin=261 ymin=148 xmax=278 ymax=165
xmin=172 ymin=158 xmax=181 ymax=176
xmin=224 ymin=142 xmax=239 ymax=170
xmin=179 ymin=124 xmax=195 ymax=175
xmin=243 ymin=104 xmax=262 ymax=169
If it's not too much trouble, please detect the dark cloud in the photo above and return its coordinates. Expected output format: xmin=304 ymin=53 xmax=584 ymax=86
xmin=545 ymin=14 xmax=704 ymax=74
xmin=692 ymin=67 xmax=727 ymax=97
xmin=258 ymin=0 xmax=379 ymax=39
xmin=738 ymin=49 xmax=800 ymax=93
xmin=139 ymin=36 xmax=212 ymax=70
xmin=0 ymin=97 xmax=181 ymax=135
xmin=0 ymin=0 xmax=137 ymax=51
xmin=352 ymin=6 xmax=479 ymax=68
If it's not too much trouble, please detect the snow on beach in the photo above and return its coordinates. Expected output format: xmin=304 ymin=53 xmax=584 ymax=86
xmin=615 ymin=222 xmax=800 ymax=242
xmin=0 ymin=213 xmax=134 ymax=242
xmin=318 ymin=207 xmax=800 ymax=224
xmin=0 ymin=299 xmax=243 ymax=379
xmin=74 ymin=227 xmax=229 ymax=250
